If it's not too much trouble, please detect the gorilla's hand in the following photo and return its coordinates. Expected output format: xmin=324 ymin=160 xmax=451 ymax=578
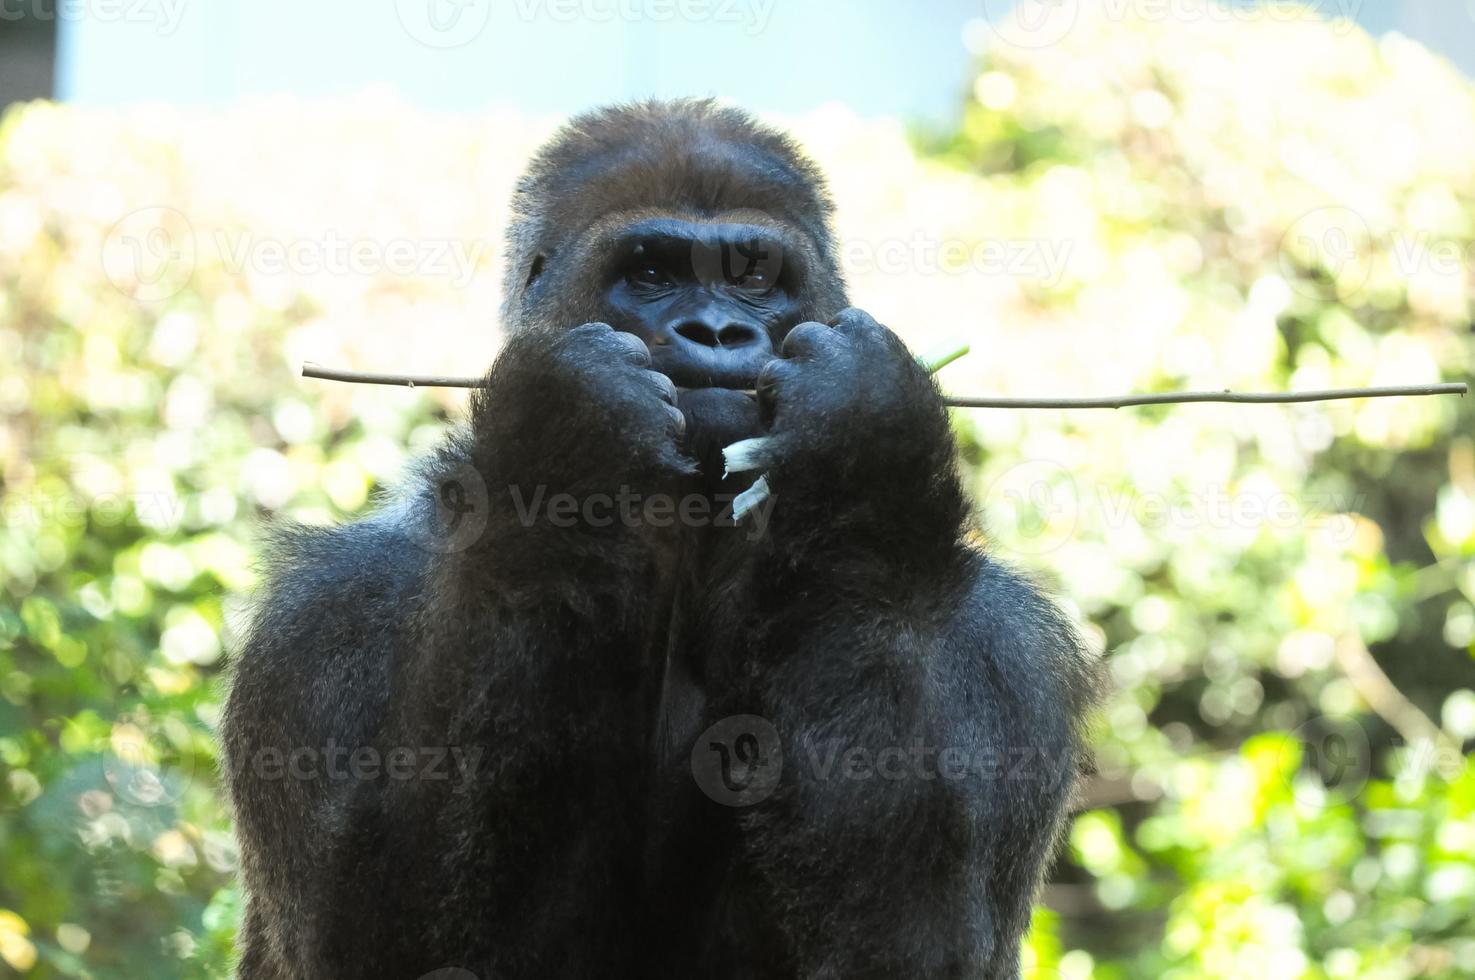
xmin=756 ymin=307 xmax=942 ymax=465
xmin=750 ymin=308 xmax=966 ymax=548
xmin=474 ymin=322 xmax=694 ymax=498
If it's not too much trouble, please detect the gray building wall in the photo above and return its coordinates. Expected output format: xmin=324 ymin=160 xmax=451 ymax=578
xmin=0 ymin=14 xmax=55 ymax=107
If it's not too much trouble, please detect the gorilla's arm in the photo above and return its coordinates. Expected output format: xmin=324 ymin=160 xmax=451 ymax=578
xmin=692 ymin=310 xmax=1097 ymax=977
xmin=223 ymin=324 xmax=689 ymax=978
xmin=702 ymin=560 xmax=1092 ymax=978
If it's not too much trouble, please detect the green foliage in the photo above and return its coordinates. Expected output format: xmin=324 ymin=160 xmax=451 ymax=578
xmin=952 ymin=5 xmax=1475 ymax=978
xmin=2 ymin=6 xmax=1473 ymax=977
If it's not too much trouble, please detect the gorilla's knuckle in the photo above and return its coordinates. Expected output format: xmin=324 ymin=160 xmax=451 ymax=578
xmin=644 ymin=370 xmax=679 ymax=404
xmin=831 ymin=307 xmax=884 ymax=337
xmin=755 ymin=359 xmax=790 ymax=393
xmin=567 ymin=321 xmax=614 ymax=344
xmin=606 ymin=331 xmax=651 ymax=363
xmin=780 ymin=321 xmax=840 ymax=358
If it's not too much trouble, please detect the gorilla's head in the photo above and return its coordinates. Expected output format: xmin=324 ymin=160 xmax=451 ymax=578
xmin=501 ymin=99 xmax=849 ymax=390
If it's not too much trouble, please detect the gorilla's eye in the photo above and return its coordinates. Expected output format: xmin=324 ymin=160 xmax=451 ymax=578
xmin=732 ymin=267 xmax=773 ymax=292
xmin=628 ymin=262 xmax=673 ymax=288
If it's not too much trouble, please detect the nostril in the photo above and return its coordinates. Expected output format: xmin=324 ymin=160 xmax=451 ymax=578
xmin=674 ymin=322 xmax=720 ymax=347
xmin=718 ymin=324 xmax=762 ymax=347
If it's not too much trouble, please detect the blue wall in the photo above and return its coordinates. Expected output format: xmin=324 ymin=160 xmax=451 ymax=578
xmin=57 ymin=0 xmax=1475 ymax=122
xmin=58 ymin=0 xmax=984 ymax=123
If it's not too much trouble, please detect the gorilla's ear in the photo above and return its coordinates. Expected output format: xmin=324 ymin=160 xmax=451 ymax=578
xmin=525 ymin=253 xmax=548 ymax=288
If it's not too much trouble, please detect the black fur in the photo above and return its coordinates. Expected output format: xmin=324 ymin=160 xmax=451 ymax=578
xmin=223 ymin=98 xmax=1099 ymax=980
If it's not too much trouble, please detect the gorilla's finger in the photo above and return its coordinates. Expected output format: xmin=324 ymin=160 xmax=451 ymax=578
xmin=568 ymin=322 xmax=652 ymax=366
xmin=568 ymin=321 xmax=614 ymax=338
xmin=829 ymin=307 xmax=887 ymax=342
xmin=754 ymin=359 xmax=795 ymax=429
xmin=644 ymin=370 xmax=680 ymax=405
xmin=664 ymin=403 xmax=687 ymax=438
xmin=607 ymin=330 xmax=653 ymax=365
xmin=780 ymin=321 xmax=845 ymax=360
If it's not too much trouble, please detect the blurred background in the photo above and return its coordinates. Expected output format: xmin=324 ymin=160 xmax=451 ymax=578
xmin=3 ymin=1 xmax=1475 ymax=977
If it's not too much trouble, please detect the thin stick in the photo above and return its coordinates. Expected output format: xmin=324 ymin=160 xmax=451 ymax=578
xmin=301 ymin=364 xmax=1467 ymax=408
xmin=302 ymin=363 xmax=486 ymax=389
xmin=945 ymin=383 xmax=1468 ymax=409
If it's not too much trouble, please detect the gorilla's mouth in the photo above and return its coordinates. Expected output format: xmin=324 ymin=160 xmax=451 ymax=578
xmin=651 ymin=349 xmax=775 ymax=391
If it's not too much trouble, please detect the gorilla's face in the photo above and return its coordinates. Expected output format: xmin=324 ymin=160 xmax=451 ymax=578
xmin=598 ymin=217 xmax=806 ymax=390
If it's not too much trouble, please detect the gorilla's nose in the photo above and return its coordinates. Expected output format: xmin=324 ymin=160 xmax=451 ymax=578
xmin=649 ymin=307 xmax=775 ymax=388
xmin=672 ymin=319 xmax=765 ymax=349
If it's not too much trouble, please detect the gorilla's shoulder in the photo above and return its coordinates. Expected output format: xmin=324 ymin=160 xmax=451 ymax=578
xmin=251 ymin=509 xmax=426 ymax=618
xmin=961 ymin=553 xmax=1103 ymax=718
xmin=234 ymin=439 xmax=468 ymax=663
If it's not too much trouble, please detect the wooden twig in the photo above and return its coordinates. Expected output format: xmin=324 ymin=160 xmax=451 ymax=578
xmin=302 ymin=363 xmax=486 ymax=388
xmin=944 ymin=383 xmax=1468 ymax=409
xmin=302 ymin=363 xmax=1468 ymax=408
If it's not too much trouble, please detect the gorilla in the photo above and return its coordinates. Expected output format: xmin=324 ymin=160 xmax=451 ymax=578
xmin=223 ymin=99 xmax=1098 ymax=980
